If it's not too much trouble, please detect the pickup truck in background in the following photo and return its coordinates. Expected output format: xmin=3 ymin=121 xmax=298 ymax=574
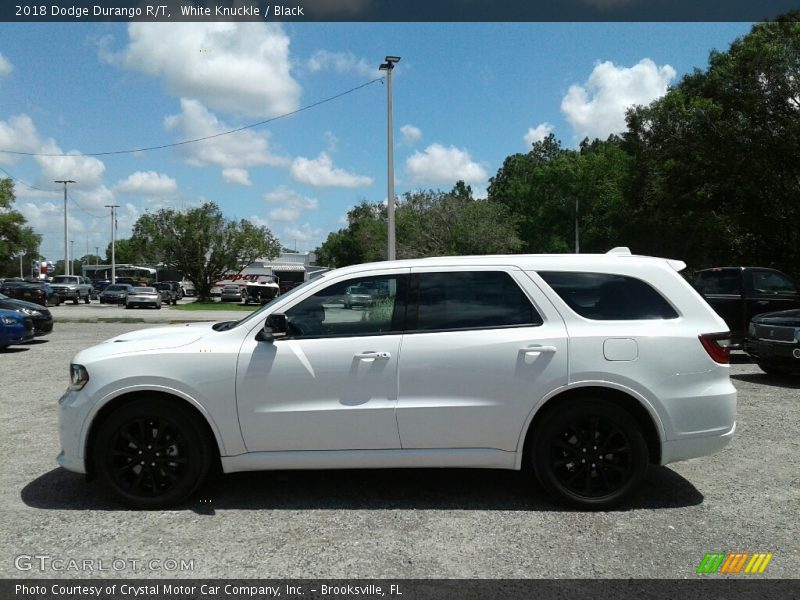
xmin=692 ymin=267 xmax=800 ymax=347
xmin=49 ymin=275 xmax=93 ymax=305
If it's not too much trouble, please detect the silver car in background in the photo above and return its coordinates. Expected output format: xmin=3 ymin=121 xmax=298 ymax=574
xmin=125 ymin=286 xmax=162 ymax=310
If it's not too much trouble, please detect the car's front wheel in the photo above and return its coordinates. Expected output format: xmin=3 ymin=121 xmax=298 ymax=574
xmin=92 ymin=399 xmax=214 ymax=508
xmin=532 ymin=398 xmax=648 ymax=510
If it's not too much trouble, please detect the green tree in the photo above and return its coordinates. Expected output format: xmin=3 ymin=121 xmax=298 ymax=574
xmin=130 ymin=202 xmax=280 ymax=300
xmin=0 ymin=178 xmax=41 ymax=277
xmin=315 ymin=183 xmax=522 ymax=267
xmin=623 ymin=14 xmax=800 ymax=275
xmin=105 ymin=238 xmax=148 ymax=265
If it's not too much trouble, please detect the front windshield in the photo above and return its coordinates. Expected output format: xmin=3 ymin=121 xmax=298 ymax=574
xmin=106 ymin=285 xmax=128 ymax=291
xmin=227 ymin=276 xmax=325 ymax=330
xmin=51 ymin=276 xmax=73 ymax=283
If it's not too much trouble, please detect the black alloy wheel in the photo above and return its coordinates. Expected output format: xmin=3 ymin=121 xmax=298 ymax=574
xmin=533 ymin=398 xmax=648 ymax=509
xmin=93 ymin=399 xmax=214 ymax=508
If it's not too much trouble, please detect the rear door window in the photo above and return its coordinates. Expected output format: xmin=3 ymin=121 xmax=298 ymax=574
xmin=409 ymin=271 xmax=542 ymax=332
xmin=539 ymin=272 xmax=679 ymax=320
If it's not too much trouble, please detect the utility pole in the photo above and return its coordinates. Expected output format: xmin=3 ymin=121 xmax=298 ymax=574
xmin=55 ymin=180 xmax=76 ymax=275
xmin=70 ymin=240 xmax=74 ymax=275
xmin=95 ymin=247 xmax=100 ymax=265
xmin=379 ymin=55 xmax=400 ymax=261
xmin=105 ymin=205 xmax=120 ymax=284
xmin=19 ymin=253 xmax=23 ymax=278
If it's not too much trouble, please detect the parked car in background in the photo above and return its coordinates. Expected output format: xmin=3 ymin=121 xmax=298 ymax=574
xmin=90 ymin=279 xmax=111 ymax=299
xmin=154 ymin=282 xmax=180 ymax=305
xmin=243 ymin=282 xmax=279 ymax=305
xmin=125 ymin=287 xmax=162 ymax=309
xmin=220 ymin=284 xmax=243 ymax=302
xmin=0 ymin=293 xmax=54 ymax=336
xmin=49 ymin=275 xmax=93 ymax=305
xmin=59 ymin=249 xmax=736 ymax=510
xmin=744 ymin=309 xmax=800 ymax=375
xmin=693 ymin=267 xmax=800 ymax=347
xmin=343 ymin=285 xmax=373 ymax=309
xmin=0 ymin=309 xmax=34 ymax=349
xmin=99 ymin=284 xmax=133 ymax=305
xmin=0 ymin=280 xmax=61 ymax=306
xmin=179 ymin=280 xmax=196 ymax=297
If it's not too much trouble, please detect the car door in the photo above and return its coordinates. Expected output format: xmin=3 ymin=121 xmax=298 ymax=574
xmin=396 ymin=267 xmax=568 ymax=452
xmin=236 ymin=270 xmax=409 ymax=452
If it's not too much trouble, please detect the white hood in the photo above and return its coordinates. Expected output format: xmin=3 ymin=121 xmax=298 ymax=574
xmin=74 ymin=323 xmax=219 ymax=362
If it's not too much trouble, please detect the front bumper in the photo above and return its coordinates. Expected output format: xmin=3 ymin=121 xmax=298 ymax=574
xmin=56 ymin=388 xmax=91 ymax=474
xmin=744 ymin=338 xmax=800 ymax=371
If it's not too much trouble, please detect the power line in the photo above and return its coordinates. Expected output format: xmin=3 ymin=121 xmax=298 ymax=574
xmin=0 ymin=165 xmax=57 ymax=193
xmin=0 ymin=77 xmax=385 ymax=158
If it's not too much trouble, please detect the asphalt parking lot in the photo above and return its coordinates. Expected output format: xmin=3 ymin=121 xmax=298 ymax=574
xmin=1 ymin=322 xmax=798 ymax=579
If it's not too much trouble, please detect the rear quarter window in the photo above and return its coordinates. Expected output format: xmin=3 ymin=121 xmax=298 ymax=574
xmin=539 ymin=271 xmax=679 ymax=320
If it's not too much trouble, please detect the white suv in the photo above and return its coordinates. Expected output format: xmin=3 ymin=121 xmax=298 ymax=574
xmin=57 ymin=249 xmax=736 ymax=509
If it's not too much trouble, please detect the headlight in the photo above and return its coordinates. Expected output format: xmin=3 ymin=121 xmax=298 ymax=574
xmin=69 ymin=364 xmax=90 ymax=390
xmin=20 ymin=308 xmax=42 ymax=317
xmin=1 ymin=315 xmax=18 ymax=325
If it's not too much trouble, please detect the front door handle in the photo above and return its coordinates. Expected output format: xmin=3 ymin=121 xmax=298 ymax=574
xmin=355 ymin=351 xmax=391 ymax=362
xmin=520 ymin=345 xmax=558 ymax=357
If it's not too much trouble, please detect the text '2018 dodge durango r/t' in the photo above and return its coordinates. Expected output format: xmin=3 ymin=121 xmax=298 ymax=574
xmin=57 ymin=249 xmax=736 ymax=509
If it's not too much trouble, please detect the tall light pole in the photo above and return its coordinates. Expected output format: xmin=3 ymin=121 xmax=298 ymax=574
xmin=19 ymin=253 xmax=23 ymax=278
xmin=95 ymin=247 xmax=100 ymax=265
xmin=70 ymin=240 xmax=74 ymax=275
xmin=55 ymin=180 xmax=75 ymax=275
xmin=105 ymin=205 xmax=119 ymax=284
xmin=379 ymin=55 xmax=400 ymax=261
xmin=575 ymin=197 xmax=580 ymax=254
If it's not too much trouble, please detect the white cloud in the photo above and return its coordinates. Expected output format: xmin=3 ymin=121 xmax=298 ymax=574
xmin=307 ymin=50 xmax=379 ymax=78
xmin=561 ymin=58 xmax=676 ymax=140
xmin=0 ymin=114 xmax=105 ymax=186
xmin=264 ymin=186 xmax=318 ymax=222
xmin=282 ymin=223 xmax=324 ymax=249
xmin=400 ymin=124 xmax=422 ymax=146
xmin=0 ymin=114 xmax=44 ymax=164
xmin=0 ymin=52 xmax=13 ymax=78
xmin=524 ymin=122 xmax=553 ymax=147
xmin=115 ymin=171 xmax=177 ymax=196
xmin=222 ymin=168 xmax=251 ymax=186
xmin=406 ymin=144 xmax=488 ymax=184
xmin=165 ymin=98 xmax=289 ymax=175
xmin=107 ymin=23 xmax=300 ymax=118
xmin=290 ymin=152 xmax=373 ymax=188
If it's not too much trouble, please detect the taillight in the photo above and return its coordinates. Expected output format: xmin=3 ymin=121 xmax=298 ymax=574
xmin=699 ymin=333 xmax=731 ymax=364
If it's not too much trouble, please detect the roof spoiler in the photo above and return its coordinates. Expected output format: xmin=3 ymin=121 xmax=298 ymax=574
xmin=606 ymin=247 xmax=686 ymax=272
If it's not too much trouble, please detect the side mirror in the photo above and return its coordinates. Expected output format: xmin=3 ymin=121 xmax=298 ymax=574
xmin=256 ymin=313 xmax=288 ymax=342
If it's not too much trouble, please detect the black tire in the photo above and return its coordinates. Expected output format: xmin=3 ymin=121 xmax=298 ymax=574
xmin=84 ymin=295 xmax=90 ymax=304
xmin=92 ymin=399 xmax=214 ymax=509
xmin=72 ymin=297 xmax=79 ymax=305
xmin=52 ymin=296 xmax=61 ymax=307
xmin=532 ymin=398 xmax=649 ymax=510
xmin=758 ymin=363 xmax=793 ymax=376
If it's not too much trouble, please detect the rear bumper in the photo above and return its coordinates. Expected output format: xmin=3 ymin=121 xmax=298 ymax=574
xmin=661 ymin=421 xmax=736 ymax=465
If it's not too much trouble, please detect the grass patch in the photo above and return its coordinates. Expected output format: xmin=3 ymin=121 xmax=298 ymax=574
xmin=170 ymin=302 xmax=259 ymax=312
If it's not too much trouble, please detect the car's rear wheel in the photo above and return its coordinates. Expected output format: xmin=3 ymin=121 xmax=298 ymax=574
xmin=93 ymin=399 xmax=214 ymax=509
xmin=532 ymin=398 xmax=648 ymax=509
xmin=73 ymin=297 xmax=79 ymax=305
xmin=84 ymin=295 xmax=90 ymax=304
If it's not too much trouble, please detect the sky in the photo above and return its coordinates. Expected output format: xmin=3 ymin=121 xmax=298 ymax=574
xmin=0 ymin=21 xmax=753 ymax=264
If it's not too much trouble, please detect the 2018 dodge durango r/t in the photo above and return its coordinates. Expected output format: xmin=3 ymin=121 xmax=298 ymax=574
xmin=57 ymin=249 xmax=736 ymax=509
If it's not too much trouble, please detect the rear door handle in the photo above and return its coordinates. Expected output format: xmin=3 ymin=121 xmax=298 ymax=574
xmin=520 ymin=345 xmax=558 ymax=356
xmin=355 ymin=351 xmax=391 ymax=362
